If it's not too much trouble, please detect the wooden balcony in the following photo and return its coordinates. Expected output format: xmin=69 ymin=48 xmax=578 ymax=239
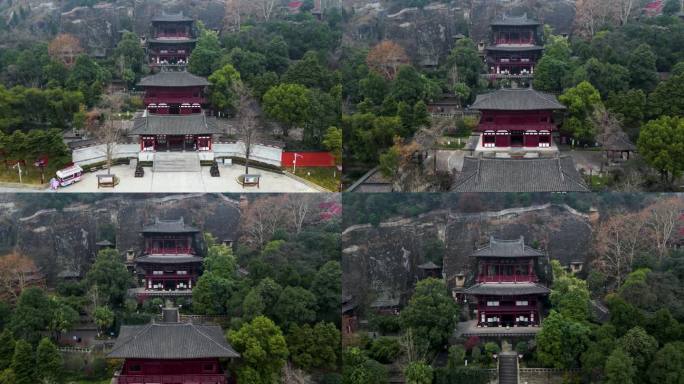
xmin=476 ymin=275 xmax=538 ymax=283
xmin=144 ymin=96 xmax=207 ymax=106
xmin=146 ymin=247 xmax=194 ymax=255
xmin=145 ymin=274 xmax=196 ymax=281
xmin=114 ymin=373 xmax=227 ymax=384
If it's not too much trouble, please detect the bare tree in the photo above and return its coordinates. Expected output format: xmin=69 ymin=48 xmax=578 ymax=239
xmin=240 ymin=196 xmax=288 ymax=249
xmin=98 ymin=117 xmax=122 ymax=175
xmin=593 ymin=210 xmax=648 ymax=288
xmin=0 ymin=253 xmax=39 ymax=301
xmin=614 ymin=0 xmax=637 ymax=26
xmin=234 ymin=81 xmax=260 ymax=176
xmin=644 ymin=196 xmax=684 ymax=261
xmin=285 ymin=195 xmax=317 ymax=234
xmin=260 ymin=0 xmax=278 ymax=21
xmin=575 ymin=0 xmax=618 ymax=38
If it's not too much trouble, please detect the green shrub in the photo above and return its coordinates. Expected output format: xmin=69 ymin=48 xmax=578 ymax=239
xmin=369 ymin=337 xmax=403 ymax=364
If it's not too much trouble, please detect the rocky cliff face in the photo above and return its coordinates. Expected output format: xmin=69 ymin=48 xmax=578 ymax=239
xmin=346 ymin=0 xmax=576 ymax=66
xmin=0 ymin=0 xmax=225 ymax=52
xmin=342 ymin=204 xmax=595 ymax=311
xmin=0 ymin=194 xmax=241 ymax=284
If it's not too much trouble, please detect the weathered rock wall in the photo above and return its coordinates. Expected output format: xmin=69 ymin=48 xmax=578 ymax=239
xmin=0 ymin=194 xmax=241 ymax=284
xmin=342 ymin=204 xmax=594 ymax=311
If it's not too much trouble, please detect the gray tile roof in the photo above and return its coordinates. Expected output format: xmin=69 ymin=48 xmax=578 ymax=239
xmin=151 ymin=12 xmax=194 ymax=23
xmin=486 ymin=45 xmax=544 ymax=52
xmin=142 ymin=217 xmax=200 ymax=234
xmin=130 ymin=113 xmax=221 ymax=135
xmin=473 ymin=236 xmax=544 ymax=258
xmin=464 ymin=282 xmax=550 ymax=296
xmin=370 ymin=296 xmax=400 ymax=308
xmin=138 ymin=71 xmax=209 ymax=88
xmin=346 ymin=167 xmax=393 ymax=193
xmin=470 ymin=88 xmax=566 ymax=111
xmin=108 ymin=322 xmax=239 ymax=359
xmin=148 ymin=38 xmax=197 ymax=45
xmin=451 ymin=156 xmax=589 ymax=193
xmin=136 ymin=255 xmax=204 ymax=264
xmin=490 ymin=13 xmax=541 ymax=26
xmin=418 ymin=261 xmax=442 ymax=269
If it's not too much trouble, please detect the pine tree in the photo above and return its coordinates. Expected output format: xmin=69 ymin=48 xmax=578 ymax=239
xmin=11 ymin=340 xmax=35 ymax=384
xmin=0 ymin=330 xmax=15 ymax=371
xmin=36 ymin=337 xmax=63 ymax=384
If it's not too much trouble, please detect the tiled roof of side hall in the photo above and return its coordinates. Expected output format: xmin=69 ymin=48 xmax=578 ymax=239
xmin=141 ymin=217 xmax=201 ymax=233
xmin=108 ymin=322 xmax=239 ymax=359
xmin=472 ymin=236 xmax=545 ymax=258
xmin=138 ymin=71 xmax=209 ymax=87
xmin=470 ymin=88 xmax=565 ymax=111
xmin=131 ymin=113 xmax=221 ymax=136
xmin=464 ymin=282 xmax=551 ymax=296
xmin=490 ymin=13 xmax=542 ymax=26
xmin=452 ymin=156 xmax=589 ymax=193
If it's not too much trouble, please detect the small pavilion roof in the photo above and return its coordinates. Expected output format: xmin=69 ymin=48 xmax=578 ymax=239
xmin=490 ymin=13 xmax=541 ymax=27
xmin=151 ymin=12 xmax=194 ymax=23
xmin=473 ymin=236 xmax=544 ymax=258
xmin=141 ymin=217 xmax=200 ymax=234
xmin=96 ymin=240 xmax=113 ymax=246
xmin=464 ymin=282 xmax=550 ymax=296
xmin=452 ymin=156 xmax=589 ymax=193
xmin=470 ymin=88 xmax=565 ymax=111
xmin=370 ymin=296 xmax=400 ymax=308
xmin=131 ymin=113 xmax=221 ymax=136
xmin=136 ymin=255 xmax=203 ymax=264
xmin=138 ymin=71 xmax=209 ymax=88
xmin=108 ymin=307 xmax=239 ymax=359
xmin=418 ymin=261 xmax=442 ymax=269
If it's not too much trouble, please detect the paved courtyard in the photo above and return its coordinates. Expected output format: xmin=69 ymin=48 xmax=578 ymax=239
xmin=56 ymin=164 xmax=319 ymax=193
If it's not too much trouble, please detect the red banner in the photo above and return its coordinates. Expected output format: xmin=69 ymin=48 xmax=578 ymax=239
xmin=281 ymin=151 xmax=335 ymax=167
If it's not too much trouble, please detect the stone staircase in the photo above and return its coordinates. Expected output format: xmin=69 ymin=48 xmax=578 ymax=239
xmin=152 ymin=152 xmax=201 ymax=173
xmin=498 ymin=352 xmax=519 ymax=384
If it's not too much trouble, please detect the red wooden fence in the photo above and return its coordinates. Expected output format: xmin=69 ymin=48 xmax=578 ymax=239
xmin=281 ymin=151 xmax=335 ymax=167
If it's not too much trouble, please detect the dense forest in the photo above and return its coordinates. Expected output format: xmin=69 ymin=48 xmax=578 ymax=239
xmin=342 ymin=193 xmax=684 ymax=384
xmin=0 ymin=194 xmax=342 ymax=383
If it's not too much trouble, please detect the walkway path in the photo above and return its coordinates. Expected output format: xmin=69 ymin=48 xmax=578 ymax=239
xmin=56 ymin=164 xmax=318 ymax=193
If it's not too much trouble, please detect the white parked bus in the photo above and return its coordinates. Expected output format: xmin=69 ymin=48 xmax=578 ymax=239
xmin=55 ymin=165 xmax=83 ymax=187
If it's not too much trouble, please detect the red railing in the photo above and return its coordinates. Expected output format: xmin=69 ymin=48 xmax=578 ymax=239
xmin=115 ymin=374 xmax=226 ymax=384
xmin=146 ymin=247 xmax=194 ymax=255
xmin=478 ymin=305 xmax=538 ymax=313
xmin=145 ymin=274 xmax=196 ymax=281
xmin=144 ymin=96 xmax=207 ymax=106
xmin=476 ymin=275 xmax=538 ymax=283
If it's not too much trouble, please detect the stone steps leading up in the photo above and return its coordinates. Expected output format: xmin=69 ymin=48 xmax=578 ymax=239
xmin=152 ymin=152 xmax=201 ymax=173
xmin=498 ymin=353 xmax=518 ymax=384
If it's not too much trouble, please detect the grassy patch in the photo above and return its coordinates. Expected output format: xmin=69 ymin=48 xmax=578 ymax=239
xmin=0 ymin=163 xmax=66 ymax=185
xmin=587 ymin=174 xmax=610 ymax=190
xmin=289 ymin=167 xmax=340 ymax=191
xmin=437 ymin=137 xmax=467 ymax=150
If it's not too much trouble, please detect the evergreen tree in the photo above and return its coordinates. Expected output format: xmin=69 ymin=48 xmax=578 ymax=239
xmin=36 ymin=337 xmax=63 ymax=384
xmin=0 ymin=330 xmax=15 ymax=371
xmin=11 ymin=340 xmax=35 ymax=384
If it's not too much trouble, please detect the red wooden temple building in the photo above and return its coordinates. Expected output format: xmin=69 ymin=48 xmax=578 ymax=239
xmin=109 ymin=305 xmax=239 ymax=384
xmin=471 ymin=88 xmax=565 ymax=150
xmin=147 ymin=12 xmax=197 ymax=71
xmin=463 ymin=237 xmax=550 ymax=327
xmin=132 ymin=218 xmax=204 ymax=302
xmin=485 ymin=14 xmax=544 ymax=79
xmin=131 ymin=71 xmax=221 ymax=153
